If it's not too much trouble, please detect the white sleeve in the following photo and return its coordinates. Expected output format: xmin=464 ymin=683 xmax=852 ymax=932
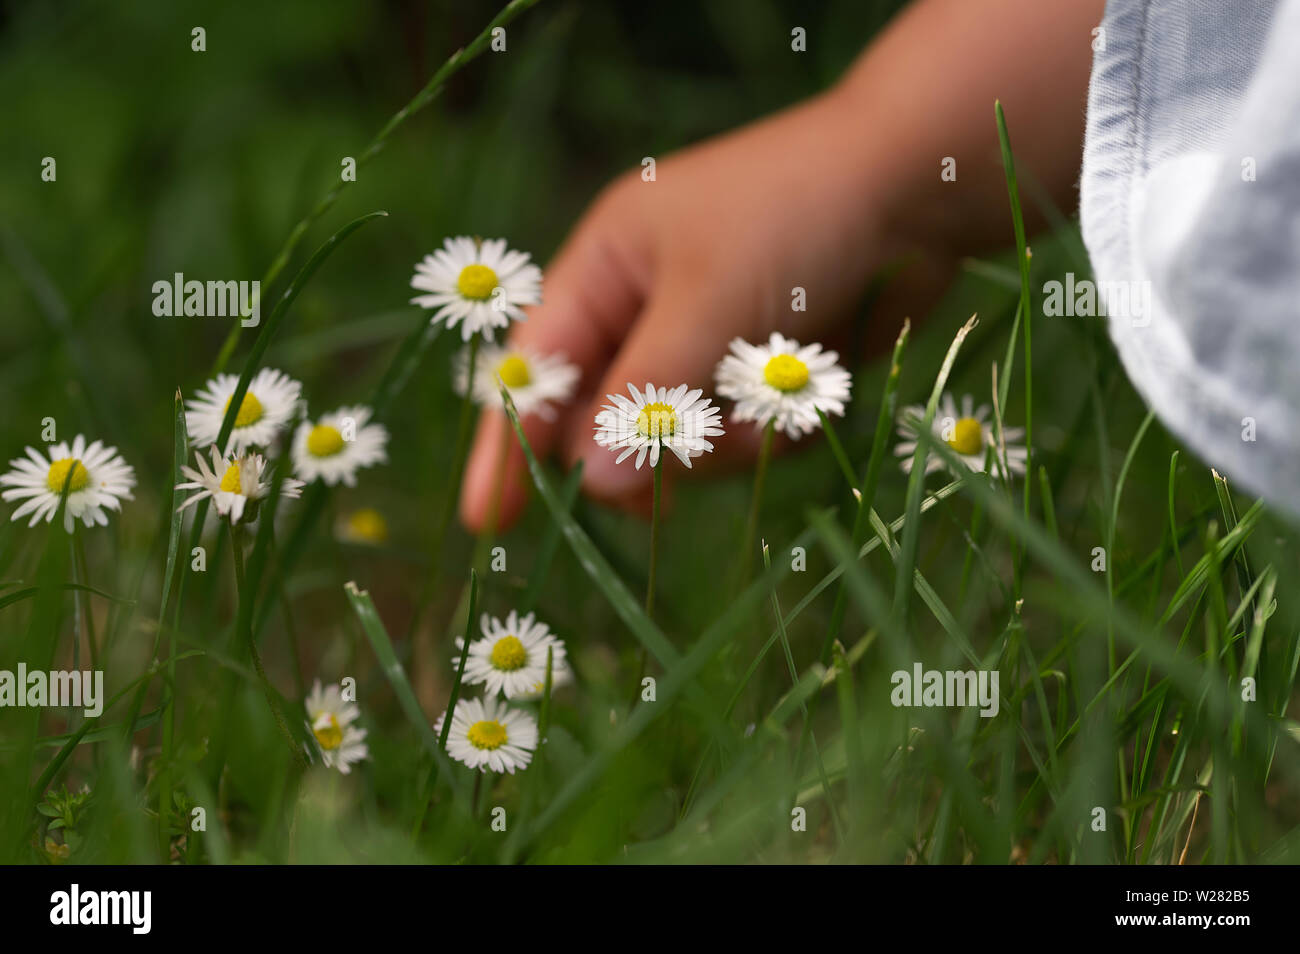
xmin=1080 ymin=0 xmax=1300 ymax=514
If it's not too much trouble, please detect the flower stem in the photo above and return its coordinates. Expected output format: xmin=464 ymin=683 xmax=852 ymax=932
xmin=412 ymin=569 xmax=477 ymax=841
xmin=646 ymin=456 xmax=663 ymax=619
xmin=439 ymin=334 xmax=480 ymax=564
xmin=632 ymin=457 xmax=664 ymax=705
xmin=68 ymin=537 xmax=82 ymax=675
xmin=229 ymin=523 xmax=303 ymax=765
xmin=405 ymin=335 xmax=480 ymax=644
xmin=75 ymin=531 xmax=98 ymax=669
xmin=738 ymin=419 xmax=775 ymax=587
xmin=229 ymin=523 xmax=246 ymax=593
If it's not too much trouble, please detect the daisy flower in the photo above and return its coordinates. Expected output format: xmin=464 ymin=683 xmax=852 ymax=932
xmin=894 ymin=392 xmax=1028 ymax=478
xmin=435 ymin=695 xmax=538 ymax=774
xmin=593 ymin=382 xmax=725 ymax=470
xmin=1 ymin=435 xmax=136 ymax=533
xmin=454 ymin=342 xmax=579 ymax=419
xmin=714 ymin=332 xmax=853 ymax=438
xmin=291 ymin=405 xmax=388 ymax=487
xmin=410 ymin=236 xmax=542 ymax=342
xmin=176 ymin=446 xmax=304 ymax=524
xmin=335 ymin=507 xmax=389 ymax=545
xmin=453 ymin=610 xmax=568 ymax=699
xmin=185 ymin=368 xmax=303 ymax=454
xmin=511 ymin=653 xmax=574 ymax=701
xmin=304 ymin=679 xmax=368 ymax=774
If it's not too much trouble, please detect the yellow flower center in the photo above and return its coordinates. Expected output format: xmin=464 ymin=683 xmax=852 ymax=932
xmin=223 ymin=392 xmax=264 ymax=429
xmin=457 ymin=264 xmax=499 ymax=301
xmin=763 ymin=354 xmax=810 ymax=392
xmin=345 ymin=508 xmax=388 ymax=543
xmin=636 ymin=401 xmax=677 ymax=438
xmin=219 ymin=463 xmax=243 ymax=494
xmin=313 ymin=714 xmax=343 ymax=751
xmin=490 ymin=635 xmax=528 ymax=671
xmin=496 ymin=355 xmax=531 ymax=388
xmin=46 ymin=458 xmax=89 ymax=494
xmin=947 ymin=417 xmax=984 ymax=456
xmin=467 ymin=719 xmax=508 ymax=750
xmin=306 ymin=424 xmax=345 ymax=457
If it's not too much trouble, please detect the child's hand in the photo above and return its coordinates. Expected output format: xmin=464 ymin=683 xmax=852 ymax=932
xmin=458 ymin=0 xmax=1101 ymax=532
xmin=458 ymin=90 xmax=928 ymax=531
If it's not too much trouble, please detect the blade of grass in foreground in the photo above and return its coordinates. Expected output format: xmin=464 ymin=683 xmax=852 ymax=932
xmin=811 ymin=511 xmax=1009 ymax=860
xmin=820 ymin=320 xmax=908 ymax=661
xmin=764 ymin=542 xmax=842 ymax=842
xmin=500 ymin=386 xmax=678 ymax=669
xmin=237 ymin=432 xmax=309 ymax=763
xmin=2 ymin=498 xmax=71 ymax=861
xmin=412 ymin=570 xmax=478 ymax=839
xmin=1213 ymin=469 xmax=1258 ymax=626
xmin=1159 ymin=501 xmax=1264 ymax=625
xmin=0 ymin=582 xmax=130 ymax=612
xmin=683 ymin=481 xmax=961 ymax=819
xmin=214 ymin=212 xmax=388 ymax=456
xmin=1168 ymin=451 xmax=1186 ymax=579
xmin=438 ymin=570 xmax=477 ymax=753
xmin=133 ymin=388 xmax=187 ymax=857
xmin=892 ymin=314 xmax=978 ymax=636
xmin=498 ymin=512 xmax=825 ymax=861
xmin=29 ymin=651 xmax=205 ymax=810
xmin=1106 ymin=410 xmax=1156 ymax=671
xmin=995 ymin=100 xmax=1034 ymax=531
xmin=501 ymin=385 xmax=747 ymax=744
xmin=925 ymin=435 xmax=1274 ymax=721
xmin=345 ymin=581 xmax=471 ymax=812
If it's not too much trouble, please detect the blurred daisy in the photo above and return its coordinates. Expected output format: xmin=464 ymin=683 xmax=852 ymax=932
xmin=1 ymin=435 xmax=136 ymax=533
xmin=436 ymin=696 xmax=538 ymax=774
xmin=714 ymin=332 xmax=852 ymax=438
xmin=511 ymin=653 xmax=574 ymax=701
xmin=594 ymin=382 xmax=724 ymax=470
xmin=453 ymin=610 xmax=568 ymax=699
xmin=335 ymin=507 xmax=389 ymax=545
xmin=455 ymin=343 xmax=579 ymax=419
xmin=291 ymin=405 xmax=388 ymax=487
xmin=185 ymin=368 xmax=302 ymax=454
xmin=894 ymin=392 xmax=1027 ymax=478
xmin=410 ymin=236 xmax=542 ymax=342
xmin=176 ymin=447 xmax=303 ymax=523
xmin=304 ymin=679 xmax=368 ymax=774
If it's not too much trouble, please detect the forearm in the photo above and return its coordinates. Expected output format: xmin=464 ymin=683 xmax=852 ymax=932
xmin=831 ymin=0 xmax=1105 ymax=256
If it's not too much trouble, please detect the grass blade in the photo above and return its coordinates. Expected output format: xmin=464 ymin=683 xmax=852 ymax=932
xmin=891 ymin=314 xmax=978 ymax=637
xmin=994 ymin=100 xmax=1034 ymax=526
xmin=345 ymin=581 xmax=470 ymax=810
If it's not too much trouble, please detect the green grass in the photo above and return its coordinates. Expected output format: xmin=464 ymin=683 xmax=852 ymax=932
xmin=1 ymin=0 xmax=1298 ymax=865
